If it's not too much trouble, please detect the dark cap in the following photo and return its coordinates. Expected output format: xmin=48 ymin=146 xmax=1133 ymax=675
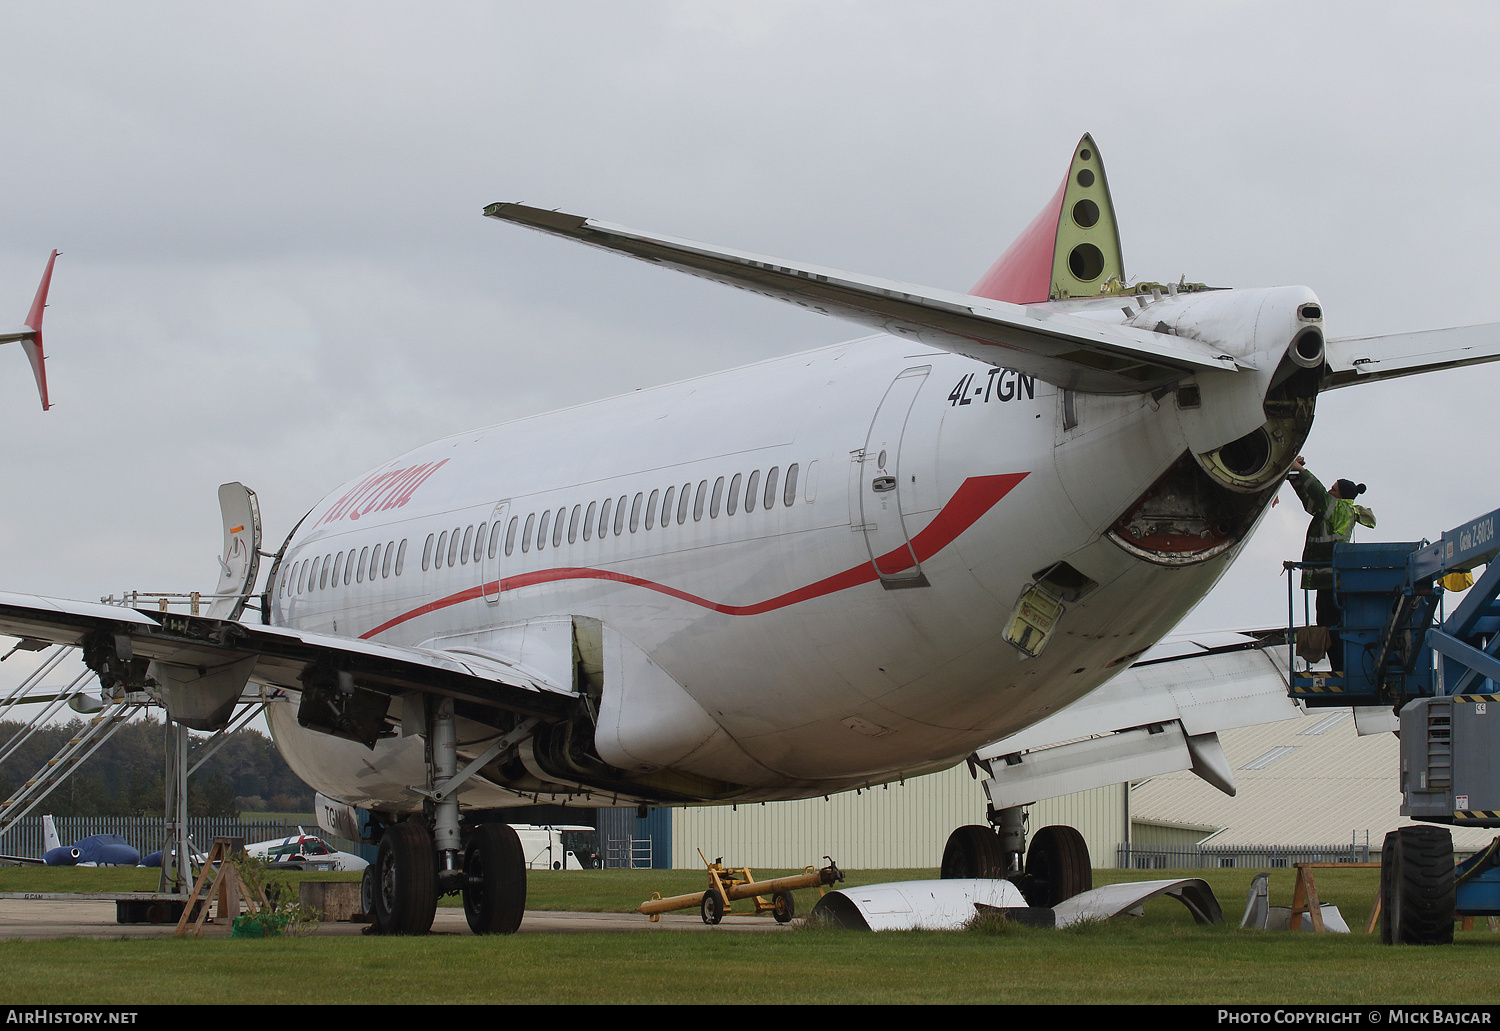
xmin=1336 ymin=479 xmax=1366 ymax=499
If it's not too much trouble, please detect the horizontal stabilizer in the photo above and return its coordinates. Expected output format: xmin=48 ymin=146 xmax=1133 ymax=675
xmin=484 ymin=203 xmax=1238 ymax=394
xmin=1324 ymin=322 xmax=1500 ymax=389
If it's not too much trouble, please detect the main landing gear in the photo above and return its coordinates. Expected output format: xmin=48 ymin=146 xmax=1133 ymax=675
xmin=366 ymin=700 xmax=533 ymax=936
xmin=940 ymin=807 xmax=1092 ymax=907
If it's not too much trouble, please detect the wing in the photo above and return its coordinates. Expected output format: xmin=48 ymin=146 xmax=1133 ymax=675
xmin=483 ymin=203 xmax=1239 ymax=395
xmin=1323 ymin=322 xmax=1500 ymax=389
xmin=0 ymin=592 xmax=574 ymax=740
xmin=972 ymin=629 xmax=1302 ymax=809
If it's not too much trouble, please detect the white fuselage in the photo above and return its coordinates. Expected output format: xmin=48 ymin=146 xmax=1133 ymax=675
xmin=262 ymin=318 xmax=1282 ymax=812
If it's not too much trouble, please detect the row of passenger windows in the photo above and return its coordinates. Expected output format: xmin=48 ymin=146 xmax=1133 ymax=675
xmin=421 ymin=462 xmax=805 ymax=571
xmin=281 ymin=539 xmax=409 ymax=597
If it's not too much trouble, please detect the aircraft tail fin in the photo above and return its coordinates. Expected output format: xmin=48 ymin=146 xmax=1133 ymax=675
xmin=970 ymin=135 xmax=1125 ymax=303
xmin=42 ymin=813 xmax=60 ymax=854
xmin=0 ymin=251 xmax=59 ymax=411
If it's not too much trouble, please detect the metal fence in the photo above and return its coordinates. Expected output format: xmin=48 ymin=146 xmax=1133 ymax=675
xmin=0 ymin=815 xmax=365 ymax=862
xmin=1116 ymin=843 xmax=1376 ymax=869
xmin=602 ymin=837 xmax=653 ymax=869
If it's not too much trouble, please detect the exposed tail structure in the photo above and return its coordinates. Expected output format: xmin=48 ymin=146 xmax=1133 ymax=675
xmin=0 ymin=250 xmax=59 ymax=411
xmin=970 ymin=134 xmax=1126 ymax=303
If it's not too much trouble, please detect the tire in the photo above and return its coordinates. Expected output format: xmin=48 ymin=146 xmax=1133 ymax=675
xmin=463 ymin=823 xmax=527 ymax=935
xmin=940 ymin=825 xmax=1005 ymax=879
xmin=372 ymin=822 xmax=438 ymax=935
xmin=1382 ymin=826 xmax=1454 ymax=945
xmin=1024 ymin=825 xmax=1092 ymax=907
xmin=701 ymin=888 xmax=725 ymax=925
xmin=772 ymin=890 xmax=796 ymax=924
xmin=360 ymin=865 xmax=376 ymax=919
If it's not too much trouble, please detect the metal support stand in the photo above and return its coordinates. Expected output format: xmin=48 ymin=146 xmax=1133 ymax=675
xmin=159 ymin=720 xmax=194 ymax=895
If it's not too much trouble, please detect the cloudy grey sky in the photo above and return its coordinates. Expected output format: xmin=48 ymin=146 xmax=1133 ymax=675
xmin=1 ymin=1 xmax=1497 ymax=687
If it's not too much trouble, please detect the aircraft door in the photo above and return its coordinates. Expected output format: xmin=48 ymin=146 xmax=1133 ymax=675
xmin=481 ymin=501 xmax=509 ymax=604
xmin=854 ymin=366 xmax=931 ymax=588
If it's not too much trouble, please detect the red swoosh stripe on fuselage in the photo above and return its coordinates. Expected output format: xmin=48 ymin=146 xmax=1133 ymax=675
xmin=358 ymin=472 xmax=1028 ymax=639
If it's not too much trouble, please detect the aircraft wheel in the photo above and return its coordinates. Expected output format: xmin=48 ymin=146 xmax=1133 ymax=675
xmin=940 ymin=825 xmax=1004 ymax=879
xmin=701 ymin=889 xmax=726 ymax=925
xmin=1024 ymin=825 xmax=1092 ymax=906
xmin=372 ymin=822 xmax=438 ymax=935
xmin=463 ymin=823 xmax=526 ymax=935
xmin=360 ymin=865 xmax=376 ymax=919
xmin=1381 ymin=826 xmax=1454 ymax=945
xmin=772 ymin=890 xmax=796 ymax=924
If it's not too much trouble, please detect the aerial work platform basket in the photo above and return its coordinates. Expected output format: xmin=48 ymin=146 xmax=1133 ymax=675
xmin=1284 ymin=506 xmax=1500 ymax=942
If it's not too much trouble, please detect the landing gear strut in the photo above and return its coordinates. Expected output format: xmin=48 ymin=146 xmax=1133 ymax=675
xmin=367 ymin=699 xmax=531 ymax=936
xmin=939 ymin=807 xmax=1092 ymax=906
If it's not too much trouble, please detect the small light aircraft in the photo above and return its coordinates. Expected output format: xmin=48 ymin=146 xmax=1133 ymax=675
xmin=245 ymin=829 xmax=368 ymax=872
xmin=0 ymin=813 xmax=139 ymax=866
xmin=2 ymin=136 xmax=1497 ymax=935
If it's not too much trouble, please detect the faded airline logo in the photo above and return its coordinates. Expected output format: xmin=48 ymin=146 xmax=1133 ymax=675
xmin=313 ymin=460 xmax=449 ymax=528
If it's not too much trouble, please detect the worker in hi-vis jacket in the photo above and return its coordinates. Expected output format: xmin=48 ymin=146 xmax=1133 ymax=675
xmin=1289 ymin=455 xmax=1376 ymax=673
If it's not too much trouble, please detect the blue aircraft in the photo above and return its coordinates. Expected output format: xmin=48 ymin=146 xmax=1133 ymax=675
xmin=0 ymin=814 xmax=140 ymax=866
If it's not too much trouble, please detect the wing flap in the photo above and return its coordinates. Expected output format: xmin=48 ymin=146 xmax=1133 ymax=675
xmin=1324 ymin=322 xmax=1500 ymax=388
xmin=483 ymin=203 xmax=1238 ymax=394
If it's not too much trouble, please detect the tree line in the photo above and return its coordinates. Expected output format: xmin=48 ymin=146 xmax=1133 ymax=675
xmin=0 ymin=717 xmax=314 ymax=818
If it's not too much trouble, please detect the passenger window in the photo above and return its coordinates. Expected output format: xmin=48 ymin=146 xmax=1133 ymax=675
xmin=295 ymin=560 xmax=307 ymax=595
xmin=568 ymin=504 xmax=581 ymax=544
xmin=677 ymin=483 xmax=691 ymax=524
xmin=434 ymin=532 xmax=447 ymax=568
xmin=395 ymin=540 xmax=407 ymax=576
xmin=505 ymin=516 xmax=519 ymax=556
xmin=319 ymin=554 xmax=331 ymax=590
xmin=461 ymin=526 xmax=475 ymax=565
xmin=614 ymin=495 xmax=627 ymax=536
xmin=727 ymin=474 xmax=741 ymax=516
xmin=332 ymin=552 xmax=344 ymax=587
xmin=598 ymin=498 xmax=612 ymax=539
xmin=553 ymin=506 xmax=566 ymax=547
xmin=522 ymin=514 xmax=534 ymax=554
xmin=370 ymin=543 xmax=383 ymax=580
xmin=693 ymin=480 xmax=707 ymax=521
xmin=784 ymin=463 xmax=799 ymax=507
xmin=383 ymin=542 xmax=394 ymax=578
xmin=474 ymin=523 xmax=486 ymax=564
xmin=763 ymin=466 xmax=780 ymax=511
xmin=661 ymin=486 xmax=675 ymax=527
xmin=584 ymin=501 xmax=596 ymax=542
xmin=488 ymin=521 xmax=501 ymax=560
xmin=645 ymin=490 xmax=658 ymax=530
xmin=422 ymin=536 xmax=433 ymax=572
xmin=745 ymin=470 xmax=760 ymax=512
xmin=359 ymin=545 xmax=369 ymax=582
xmin=630 ymin=492 xmax=643 ymax=533
xmin=710 ymin=477 xmax=724 ymax=518
xmin=447 ymin=527 xmax=461 ymax=566
xmin=537 ymin=510 xmax=551 ymax=550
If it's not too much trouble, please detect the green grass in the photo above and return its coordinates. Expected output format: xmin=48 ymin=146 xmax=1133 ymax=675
xmin=2 ymin=864 xmax=1495 ymax=1004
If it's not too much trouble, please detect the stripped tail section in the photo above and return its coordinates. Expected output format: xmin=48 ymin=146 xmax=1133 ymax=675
xmin=970 ymin=134 xmax=1124 ymax=303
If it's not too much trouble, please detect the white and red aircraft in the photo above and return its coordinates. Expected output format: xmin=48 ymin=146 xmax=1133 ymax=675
xmin=2 ymin=136 xmax=1496 ymax=934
